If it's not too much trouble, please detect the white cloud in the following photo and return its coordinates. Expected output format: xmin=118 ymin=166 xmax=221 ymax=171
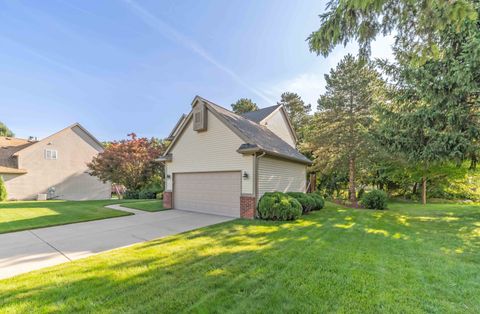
xmin=264 ymin=72 xmax=325 ymax=108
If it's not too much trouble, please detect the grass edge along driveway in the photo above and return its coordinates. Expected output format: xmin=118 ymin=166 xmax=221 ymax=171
xmin=0 ymin=199 xmax=152 ymax=234
xmin=119 ymin=200 xmax=164 ymax=212
xmin=1 ymin=201 xmax=479 ymax=313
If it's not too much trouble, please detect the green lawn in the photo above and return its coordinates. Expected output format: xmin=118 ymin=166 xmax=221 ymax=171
xmin=1 ymin=201 xmax=479 ymax=312
xmin=120 ymin=200 xmax=164 ymax=212
xmin=0 ymin=200 xmax=138 ymax=234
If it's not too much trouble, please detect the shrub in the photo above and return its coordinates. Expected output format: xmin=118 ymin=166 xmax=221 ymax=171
xmin=257 ymin=192 xmax=302 ymax=220
xmin=0 ymin=176 xmax=7 ymax=201
xmin=361 ymin=190 xmax=388 ymax=210
xmin=138 ymin=190 xmax=156 ymax=199
xmin=286 ymin=192 xmax=316 ymax=213
xmin=309 ymin=193 xmax=325 ymax=210
xmin=156 ymin=192 xmax=163 ymax=200
xmin=124 ymin=190 xmax=139 ymax=199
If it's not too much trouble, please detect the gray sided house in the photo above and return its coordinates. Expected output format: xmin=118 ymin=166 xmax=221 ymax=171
xmin=160 ymin=96 xmax=312 ymax=218
xmin=0 ymin=123 xmax=111 ymax=201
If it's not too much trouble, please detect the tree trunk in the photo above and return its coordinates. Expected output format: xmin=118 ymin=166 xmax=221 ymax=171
xmin=412 ymin=182 xmax=417 ymax=195
xmin=421 ymin=176 xmax=427 ymax=205
xmin=349 ymin=156 xmax=357 ymax=207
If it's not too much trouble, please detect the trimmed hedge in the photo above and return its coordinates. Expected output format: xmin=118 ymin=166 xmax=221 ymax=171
xmin=361 ymin=190 xmax=388 ymax=210
xmin=286 ymin=192 xmax=316 ymax=213
xmin=124 ymin=189 xmax=157 ymax=200
xmin=257 ymin=192 xmax=302 ymax=220
xmin=309 ymin=192 xmax=325 ymax=210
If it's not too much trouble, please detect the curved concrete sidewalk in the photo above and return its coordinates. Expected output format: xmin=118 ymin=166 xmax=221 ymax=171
xmin=0 ymin=205 xmax=234 ymax=280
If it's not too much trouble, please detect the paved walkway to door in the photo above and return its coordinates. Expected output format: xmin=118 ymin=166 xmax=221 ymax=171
xmin=0 ymin=205 xmax=234 ymax=280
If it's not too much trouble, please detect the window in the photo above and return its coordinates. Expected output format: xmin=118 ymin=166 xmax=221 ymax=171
xmin=44 ymin=149 xmax=58 ymax=160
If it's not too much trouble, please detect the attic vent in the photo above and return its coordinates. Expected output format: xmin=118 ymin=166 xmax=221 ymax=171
xmin=193 ymin=103 xmax=208 ymax=132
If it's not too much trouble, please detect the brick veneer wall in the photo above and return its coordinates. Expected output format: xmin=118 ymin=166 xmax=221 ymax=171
xmin=163 ymin=191 xmax=172 ymax=209
xmin=240 ymin=195 xmax=256 ymax=219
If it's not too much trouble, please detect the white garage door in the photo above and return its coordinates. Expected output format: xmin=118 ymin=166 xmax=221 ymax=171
xmin=173 ymin=171 xmax=241 ymax=217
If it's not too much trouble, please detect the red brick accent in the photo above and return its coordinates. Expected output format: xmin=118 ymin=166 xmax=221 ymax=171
xmin=163 ymin=191 xmax=173 ymax=209
xmin=240 ymin=195 xmax=256 ymax=219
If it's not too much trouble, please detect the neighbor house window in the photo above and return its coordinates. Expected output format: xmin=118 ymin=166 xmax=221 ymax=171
xmin=44 ymin=149 xmax=58 ymax=160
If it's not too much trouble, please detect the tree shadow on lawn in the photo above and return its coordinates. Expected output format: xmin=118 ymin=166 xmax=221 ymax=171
xmin=1 ymin=205 xmax=479 ymax=313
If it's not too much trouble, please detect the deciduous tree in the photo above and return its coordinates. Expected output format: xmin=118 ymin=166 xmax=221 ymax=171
xmin=0 ymin=122 xmax=14 ymax=137
xmin=88 ymin=133 xmax=165 ymax=192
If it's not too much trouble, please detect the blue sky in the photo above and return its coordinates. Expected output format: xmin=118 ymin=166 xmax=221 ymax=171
xmin=0 ymin=0 xmax=394 ymax=141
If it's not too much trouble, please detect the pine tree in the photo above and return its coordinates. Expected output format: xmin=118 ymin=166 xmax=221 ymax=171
xmin=306 ymin=55 xmax=384 ymax=206
xmin=231 ymin=98 xmax=258 ymax=114
xmin=277 ymin=92 xmax=311 ymax=142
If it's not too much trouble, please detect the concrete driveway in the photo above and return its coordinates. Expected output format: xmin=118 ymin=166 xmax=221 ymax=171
xmin=0 ymin=205 xmax=234 ymax=280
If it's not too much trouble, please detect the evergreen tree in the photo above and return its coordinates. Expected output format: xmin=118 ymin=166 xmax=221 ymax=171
xmin=306 ymin=55 xmax=385 ymax=206
xmin=0 ymin=121 xmax=14 ymax=137
xmin=277 ymin=92 xmax=311 ymax=142
xmin=231 ymin=98 xmax=258 ymax=114
xmin=308 ymin=0 xmax=477 ymax=59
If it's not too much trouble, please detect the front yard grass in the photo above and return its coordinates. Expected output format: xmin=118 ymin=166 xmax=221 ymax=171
xmin=1 ymin=201 xmax=479 ymax=312
xmin=120 ymin=200 xmax=164 ymax=212
xmin=0 ymin=200 xmax=139 ymax=234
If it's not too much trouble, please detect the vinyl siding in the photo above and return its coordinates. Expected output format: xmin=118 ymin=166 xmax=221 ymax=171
xmin=166 ymin=109 xmax=254 ymax=195
xmin=3 ymin=127 xmax=110 ymax=200
xmin=258 ymin=156 xmax=306 ymax=198
xmin=261 ymin=110 xmax=296 ymax=147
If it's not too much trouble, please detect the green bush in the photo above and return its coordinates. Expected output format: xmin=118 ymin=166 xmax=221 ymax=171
xmin=138 ymin=190 xmax=156 ymax=199
xmin=0 ymin=176 xmax=7 ymax=201
xmin=286 ymin=192 xmax=316 ymax=213
xmin=125 ymin=189 xmax=157 ymax=199
xmin=156 ymin=192 xmax=163 ymax=200
xmin=361 ymin=190 xmax=388 ymax=210
xmin=309 ymin=193 xmax=325 ymax=210
xmin=257 ymin=192 xmax=302 ymax=220
xmin=124 ymin=190 xmax=139 ymax=199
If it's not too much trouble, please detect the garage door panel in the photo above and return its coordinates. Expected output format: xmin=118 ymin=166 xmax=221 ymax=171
xmin=173 ymin=172 xmax=240 ymax=217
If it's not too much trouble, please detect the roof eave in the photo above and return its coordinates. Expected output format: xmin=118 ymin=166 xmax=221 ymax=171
xmin=237 ymin=146 xmax=312 ymax=165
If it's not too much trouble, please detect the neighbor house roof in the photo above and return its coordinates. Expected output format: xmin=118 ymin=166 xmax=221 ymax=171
xmin=0 ymin=123 xmax=104 ymax=174
xmin=241 ymin=105 xmax=280 ymax=123
xmin=0 ymin=165 xmax=27 ymax=174
xmin=165 ymin=96 xmax=311 ymax=165
xmin=0 ymin=137 xmax=36 ymax=170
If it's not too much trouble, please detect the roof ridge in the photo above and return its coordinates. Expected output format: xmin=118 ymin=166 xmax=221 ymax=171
xmin=244 ymin=103 xmax=280 ymax=114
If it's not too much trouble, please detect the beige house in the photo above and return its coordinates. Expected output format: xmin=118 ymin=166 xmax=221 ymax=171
xmin=0 ymin=123 xmax=111 ymax=201
xmin=160 ymin=96 xmax=312 ymax=218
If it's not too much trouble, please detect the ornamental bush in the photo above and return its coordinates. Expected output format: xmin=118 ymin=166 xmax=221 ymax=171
xmin=257 ymin=192 xmax=302 ymax=220
xmin=0 ymin=176 xmax=6 ymax=201
xmin=286 ymin=192 xmax=316 ymax=213
xmin=360 ymin=190 xmax=388 ymax=210
xmin=309 ymin=193 xmax=325 ymax=210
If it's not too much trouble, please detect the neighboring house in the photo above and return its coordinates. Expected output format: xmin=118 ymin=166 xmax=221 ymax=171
xmin=159 ymin=96 xmax=312 ymax=218
xmin=0 ymin=123 xmax=111 ymax=201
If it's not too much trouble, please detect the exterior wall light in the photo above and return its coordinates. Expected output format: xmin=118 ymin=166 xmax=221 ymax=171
xmin=243 ymin=171 xmax=249 ymax=179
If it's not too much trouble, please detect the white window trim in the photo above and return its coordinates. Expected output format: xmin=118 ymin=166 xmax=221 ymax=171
xmin=45 ymin=149 xmax=58 ymax=160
